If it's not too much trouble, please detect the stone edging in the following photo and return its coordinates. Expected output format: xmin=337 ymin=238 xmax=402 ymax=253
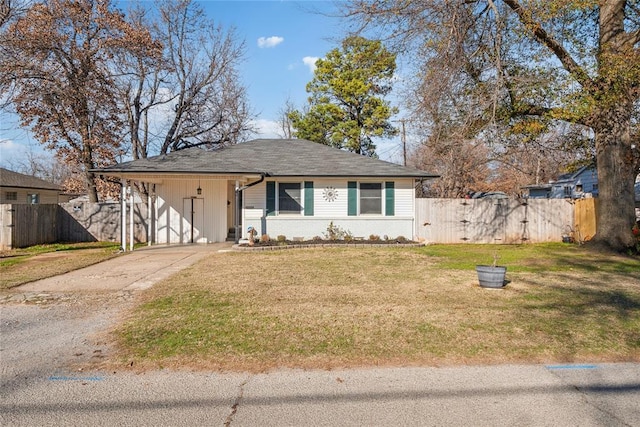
xmin=231 ymin=242 xmax=425 ymax=251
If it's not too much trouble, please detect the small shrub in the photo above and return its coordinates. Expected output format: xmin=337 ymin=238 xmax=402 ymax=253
xmin=369 ymin=234 xmax=380 ymax=241
xmin=344 ymin=234 xmax=353 ymax=242
xmin=323 ymin=221 xmax=352 ymax=240
xmin=396 ymin=236 xmax=407 ymax=243
xmin=312 ymin=235 xmax=323 ymax=242
xmin=260 ymin=234 xmax=271 ymax=243
xmin=276 ymin=235 xmax=287 ymax=242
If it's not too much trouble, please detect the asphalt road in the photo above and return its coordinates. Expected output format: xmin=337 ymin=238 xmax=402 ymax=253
xmin=1 ymin=360 xmax=639 ymax=426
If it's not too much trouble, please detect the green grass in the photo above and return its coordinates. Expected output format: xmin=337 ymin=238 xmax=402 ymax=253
xmin=113 ymin=245 xmax=640 ymax=371
xmin=3 ymin=241 xmax=118 ymax=256
xmin=0 ymin=242 xmax=121 ymax=289
xmin=417 ymin=243 xmax=639 ymax=274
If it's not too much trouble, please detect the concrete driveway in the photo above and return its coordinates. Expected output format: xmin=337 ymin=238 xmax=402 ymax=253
xmin=15 ymin=243 xmax=232 ymax=293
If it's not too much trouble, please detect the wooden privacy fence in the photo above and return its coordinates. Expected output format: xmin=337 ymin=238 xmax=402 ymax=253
xmin=0 ymin=204 xmax=58 ymax=249
xmin=0 ymin=202 xmax=148 ymax=250
xmin=0 ymin=198 xmax=598 ymax=249
xmin=573 ymin=198 xmax=597 ymax=242
xmin=415 ymin=198 xmax=576 ymax=244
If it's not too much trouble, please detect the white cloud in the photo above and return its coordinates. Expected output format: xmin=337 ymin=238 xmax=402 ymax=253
xmin=0 ymin=139 xmax=37 ymax=168
xmin=252 ymin=118 xmax=281 ymax=139
xmin=257 ymin=36 xmax=284 ymax=48
xmin=302 ymin=56 xmax=319 ymax=73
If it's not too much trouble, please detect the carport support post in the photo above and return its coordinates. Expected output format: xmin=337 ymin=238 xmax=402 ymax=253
xmin=121 ymin=178 xmax=127 ymax=252
xmin=147 ymin=188 xmax=152 ymax=246
xmin=235 ymin=180 xmax=240 ymax=244
xmin=129 ymin=182 xmax=134 ymax=251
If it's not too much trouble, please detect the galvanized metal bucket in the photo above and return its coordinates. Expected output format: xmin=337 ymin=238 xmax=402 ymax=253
xmin=475 ymin=265 xmax=507 ymax=288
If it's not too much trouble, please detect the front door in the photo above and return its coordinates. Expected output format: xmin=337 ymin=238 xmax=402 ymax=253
xmin=182 ymin=197 xmax=205 ymax=243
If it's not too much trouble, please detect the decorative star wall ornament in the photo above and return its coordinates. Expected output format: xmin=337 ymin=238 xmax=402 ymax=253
xmin=323 ymin=186 xmax=338 ymax=202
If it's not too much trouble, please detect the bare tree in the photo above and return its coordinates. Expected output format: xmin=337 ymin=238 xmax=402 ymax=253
xmin=343 ymin=0 xmax=640 ymax=251
xmin=112 ymin=4 xmax=164 ymax=161
xmin=410 ymin=137 xmax=491 ymax=198
xmin=153 ymin=0 xmax=254 ymax=154
xmin=276 ymin=97 xmax=297 ymax=139
xmin=0 ymin=0 xmax=30 ymax=110
xmin=0 ymin=0 xmax=28 ymax=29
xmin=5 ymin=144 xmax=72 ymax=185
xmin=0 ymin=0 xmax=159 ymax=202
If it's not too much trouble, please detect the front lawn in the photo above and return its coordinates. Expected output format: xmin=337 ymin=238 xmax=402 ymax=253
xmin=0 ymin=242 xmax=121 ymax=289
xmin=114 ymin=244 xmax=640 ymax=371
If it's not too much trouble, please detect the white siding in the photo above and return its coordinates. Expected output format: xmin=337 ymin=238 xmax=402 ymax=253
xmin=314 ymin=179 xmax=348 ymax=217
xmin=265 ymin=217 xmax=414 ymax=241
xmin=156 ymin=179 xmax=227 ymax=244
xmin=243 ymin=183 xmax=266 ymax=210
xmin=242 ymin=178 xmax=417 ymax=240
xmin=394 ymin=179 xmax=415 ymax=217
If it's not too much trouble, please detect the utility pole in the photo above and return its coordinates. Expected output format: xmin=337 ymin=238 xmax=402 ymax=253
xmin=392 ymin=118 xmax=409 ymax=166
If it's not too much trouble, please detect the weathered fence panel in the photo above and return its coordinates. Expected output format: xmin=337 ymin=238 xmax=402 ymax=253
xmin=0 ymin=204 xmax=58 ymax=249
xmin=58 ymin=202 xmax=147 ymax=243
xmin=0 ymin=202 xmax=148 ymax=249
xmin=415 ymin=198 xmax=574 ymax=244
xmin=0 ymin=205 xmax=12 ymax=250
xmin=574 ymin=198 xmax=597 ymax=242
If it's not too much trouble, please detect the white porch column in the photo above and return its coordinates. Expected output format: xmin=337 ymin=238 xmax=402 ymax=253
xmin=147 ymin=187 xmax=152 ymax=246
xmin=153 ymin=184 xmax=158 ymax=246
xmin=235 ymin=180 xmax=240 ymax=243
xmin=121 ymin=178 xmax=127 ymax=252
xmin=129 ymin=182 xmax=134 ymax=251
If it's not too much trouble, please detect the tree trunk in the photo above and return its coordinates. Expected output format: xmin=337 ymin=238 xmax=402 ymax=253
xmin=592 ymin=107 xmax=637 ymax=251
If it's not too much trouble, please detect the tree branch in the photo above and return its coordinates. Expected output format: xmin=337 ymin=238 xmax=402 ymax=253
xmin=502 ymin=0 xmax=594 ymax=90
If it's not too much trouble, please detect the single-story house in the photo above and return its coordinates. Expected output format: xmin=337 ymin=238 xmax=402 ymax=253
xmin=524 ymin=166 xmax=598 ymax=199
xmin=95 ymin=138 xmax=437 ymax=246
xmin=0 ymin=167 xmax=63 ymax=204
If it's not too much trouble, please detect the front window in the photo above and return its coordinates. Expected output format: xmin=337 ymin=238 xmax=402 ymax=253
xmin=360 ymin=183 xmax=382 ymax=214
xmin=278 ymin=183 xmax=301 ymax=214
xmin=5 ymin=191 xmax=17 ymax=201
xmin=27 ymin=193 xmax=39 ymax=204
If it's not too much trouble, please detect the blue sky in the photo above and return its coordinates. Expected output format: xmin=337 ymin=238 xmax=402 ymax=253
xmin=201 ymin=1 xmax=341 ymax=131
xmin=0 ymin=0 xmax=407 ymax=168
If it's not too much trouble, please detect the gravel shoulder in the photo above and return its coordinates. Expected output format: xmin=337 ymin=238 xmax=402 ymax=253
xmin=1 ymin=244 xmax=228 ymax=394
xmin=0 ymin=291 xmax=135 ymax=396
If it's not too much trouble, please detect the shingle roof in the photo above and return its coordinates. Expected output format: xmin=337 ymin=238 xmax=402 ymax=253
xmin=96 ymin=139 xmax=437 ymax=178
xmin=0 ymin=168 xmax=62 ymax=191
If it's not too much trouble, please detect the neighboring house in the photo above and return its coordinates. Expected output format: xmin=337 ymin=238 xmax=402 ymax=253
xmin=524 ymin=166 xmax=598 ymax=199
xmin=96 ymin=138 xmax=437 ymax=244
xmin=0 ymin=167 xmax=62 ymax=204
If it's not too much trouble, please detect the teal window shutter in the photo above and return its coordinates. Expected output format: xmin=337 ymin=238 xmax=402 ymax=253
xmin=385 ymin=181 xmax=395 ymax=216
xmin=266 ymin=181 xmax=276 ymax=216
xmin=304 ymin=181 xmax=314 ymax=216
xmin=348 ymin=181 xmax=357 ymax=216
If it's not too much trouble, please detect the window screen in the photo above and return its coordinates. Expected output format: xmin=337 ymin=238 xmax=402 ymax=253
xmin=278 ymin=183 xmax=301 ymax=214
xmin=360 ymin=183 xmax=382 ymax=214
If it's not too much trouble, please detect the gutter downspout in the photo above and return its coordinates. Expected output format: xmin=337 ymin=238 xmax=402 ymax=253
xmin=235 ymin=173 xmax=267 ymax=244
